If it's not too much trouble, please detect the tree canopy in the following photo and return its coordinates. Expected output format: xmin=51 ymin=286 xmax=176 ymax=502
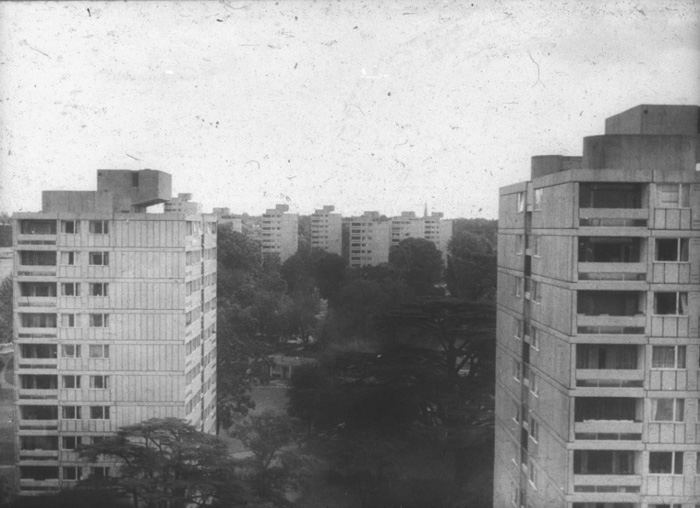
xmin=78 ymin=418 xmax=244 ymax=508
xmin=388 ymin=238 xmax=443 ymax=296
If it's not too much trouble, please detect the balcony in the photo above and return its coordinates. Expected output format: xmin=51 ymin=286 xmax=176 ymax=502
xmin=574 ymin=420 xmax=644 ymax=436
xmin=575 ymin=397 xmax=642 ymax=426
xmin=577 ymin=291 xmax=645 ymax=334
xmin=573 ymin=450 xmax=638 ymax=477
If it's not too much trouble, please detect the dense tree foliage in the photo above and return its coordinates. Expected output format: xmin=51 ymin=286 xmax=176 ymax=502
xmin=446 ymin=221 xmax=497 ymax=301
xmin=388 ymin=238 xmax=443 ymax=296
xmin=231 ymin=412 xmax=308 ymax=504
xmin=78 ymin=418 xmax=245 ymax=508
xmin=4 ymin=489 xmax=130 ymax=508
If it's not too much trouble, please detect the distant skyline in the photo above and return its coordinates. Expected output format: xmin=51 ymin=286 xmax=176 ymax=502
xmin=1 ymin=0 xmax=698 ymax=219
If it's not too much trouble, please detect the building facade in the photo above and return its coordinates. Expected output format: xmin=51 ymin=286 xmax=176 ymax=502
xmin=345 ymin=212 xmax=391 ymax=268
xmin=311 ymin=206 xmax=342 ymax=256
xmin=494 ymin=105 xmax=700 ymax=508
xmin=12 ymin=170 xmax=217 ymax=495
xmin=261 ymin=204 xmax=298 ymax=262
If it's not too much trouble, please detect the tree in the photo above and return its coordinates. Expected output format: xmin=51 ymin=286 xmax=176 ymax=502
xmin=0 ymin=277 xmax=12 ymax=344
xmin=78 ymin=418 xmax=245 ymax=508
xmin=376 ymin=298 xmax=496 ymax=390
xmin=446 ymin=229 xmax=497 ymax=302
xmin=231 ymin=412 xmax=307 ymax=504
xmin=388 ymin=238 xmax=443 ymax=296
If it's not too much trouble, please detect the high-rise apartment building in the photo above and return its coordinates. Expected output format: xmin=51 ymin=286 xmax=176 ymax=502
xmin=494 ymin=105 xmax=700 ymax=508
xmin=311 ymin=206 xmax=342 ymax=256
xmin=261 ymin=204 xmax=298 ymax=262
xmin=389 ymin=211 xmax=453 ymax=262
xmin=12 ymin=169 xmax=217 ymax=495
xmin=345 ymin=212 xmax=391 ymax=268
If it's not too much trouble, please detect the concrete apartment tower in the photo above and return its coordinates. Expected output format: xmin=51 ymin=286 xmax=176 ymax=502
xmin=494 ymin=105 xmax=700 ymax=508
xmin=390 ymin=210 xmax=453 ymax=262
xmin=311 ymin=206 xmax=342 ymax=256
xmin=12 ymin=169 xmax=217 ymax=495
xmin=345 ymin=211 xmax=391 ymax=268
xmin=261 ymin=204 xmax=298 ymax=262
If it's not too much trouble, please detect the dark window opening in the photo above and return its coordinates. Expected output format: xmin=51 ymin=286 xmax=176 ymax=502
xmin=576 ymin=345 xmax=638 ymax=369
xmin=579 ymin=183 xmax=644 ymax=209
xmin=575 ymin=397 xmax=639 ymax=422
xmin=577 ymin=291 xmax=643 ymax=316
xmin=578 ymin=237 xmax=642 ymax=263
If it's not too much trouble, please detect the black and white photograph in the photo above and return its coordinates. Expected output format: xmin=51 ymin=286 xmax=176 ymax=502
xmin=0 ymin=1 xmax=698 ymax=507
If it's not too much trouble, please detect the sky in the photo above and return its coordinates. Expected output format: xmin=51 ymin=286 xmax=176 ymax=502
xmin=0 ymin=0 xmax=698 ymax=219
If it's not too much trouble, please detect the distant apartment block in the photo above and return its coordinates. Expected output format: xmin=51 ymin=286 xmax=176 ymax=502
xmin=213 ymin=209 xmax=243 ymax=234
xmin=390 ymin=211 xmax=453 ymax=261
xmin=494 ymin=105 xmax=700 ymax=508
xmin=311 ymin=206 xmax=342 ymax=256
xmin=345 ymin=212 xmax=391 ymax=268
xmin=261 ymin=204 xmax=298 ymax=262
xmin=164 ymin=193 xmax=203 ymax=214
xmin=12 ymin=169 xmax=217 ymax=495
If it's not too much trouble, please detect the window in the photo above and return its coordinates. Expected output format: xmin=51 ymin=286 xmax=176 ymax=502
xmin=652 ymin=346 xmax=686 ymax=369
xmin=63 ymin=466 xmax=82 ymax=480
xmin=655 ymin=238 xmax=689 ymax=262
xmin=89 ymin=345 xmax=109 ymax=358
xmin=530 ymin=326 xmax=539 ymax=350
xmin=20 ymin=282 xmax=57 ymax=297
xmin=89 ymin=283 xmax=108 ymax=296
xmin=515 ymin=320 xmax=524 ymax=339
xmin=513 ymin=361 xmax=521 ymax=381
xmin=517 ymin=192 xmax=525 ymax=212
xmin=89 ymin=406 xmax=110 ymax=420
xmin=89 ymin=220 xmax=109 ymax=234
xmin=512 ymin=403 xmax=520 ymax=423
xmin=530 ymin=280 xmax=541 ymax=303
xmin=532 ymin=235 xmax=541 ymax=256
xmin=651 ymin=399 xmax=685 ymax=422
xmin=530 ymin=372 xmax=539 ymax=396
xmin=61 ymin=251 xmax=78 ymax=265
xmin=516 ymin=235 xmax=524 ymax=254
xmin=20 ymin=313 xmax=57 ymax=328
xmin=528 ymin=459 xmax=537 ymax=486
xmin=20 ymin=344 xmax=57 ymax=359
xmin=62 ymin=375 xmax=81 ymax=389
xmin=89 ymin=314 xmax=109 ymax=328
xmin=649 ymin=451 xmax=683 ymax=474
xmin=62 ymin=406 xmax=81 ymax=419
xmin=654 ymin=292 xmax=688 ymax=315
xmin=20 ymin=220 xmax=56 ymax=235
xmin=61 ymin=220 xmax=80 ymax=234
xmin=90 ymin=375 xmax=109 ymax=389
xmin=61 ymin=314 xmax=76 ymax=327
xmin=89 ymin=252 xmax=109 ymax=266
xmin=61 ymin=282 xmax=80 ymax=296
xmin=657 ymin=183 xmax=690 ymax=208
xmin=91 ymin=467 xmax=110 ymax=478
xmin=19 ymin=251 xmax=56 ymax=266
xmin=533 ymin=188 xmax=543 ymax=210
xmin=62 ymin=345 xmax=81 ymax=358
xmin=61 ymin=436 xmax=82 ymax=450
xmin=515 ymin=277 xmax=523 ymax=297
xmin=529 ymin=417 xmax=538 ymax=442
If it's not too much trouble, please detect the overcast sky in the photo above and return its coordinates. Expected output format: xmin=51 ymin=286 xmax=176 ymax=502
xmin=0 ymin=0 xmax=698 ymax=219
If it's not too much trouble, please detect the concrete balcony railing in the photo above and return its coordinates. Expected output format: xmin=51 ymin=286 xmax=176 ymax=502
xmin=16 ymin=233 xmax=57 ymax=244
xmin=574 ymin=421 xmax=643 ymax=435
xmin=578 ymin=262 xmax=647 ymax=281
xmin=16 ymin=358 xmax=57 ymax=367
xmin=16 ymin=265 xmax=57 ymax=277
xmin=573 ymin=474 xmax=641 ymax=486
xmin=577 ymin=315 xmax=646 ymax=328
xmin=16 ymin=296 xmax=57 ymax=308
xmin=19 ymin=449 xmax=59 ymax=458
xmin=576 ymin=369 xmax=644 ymax=381
xmin=17 ymin=389 xmax=58 ymax=399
